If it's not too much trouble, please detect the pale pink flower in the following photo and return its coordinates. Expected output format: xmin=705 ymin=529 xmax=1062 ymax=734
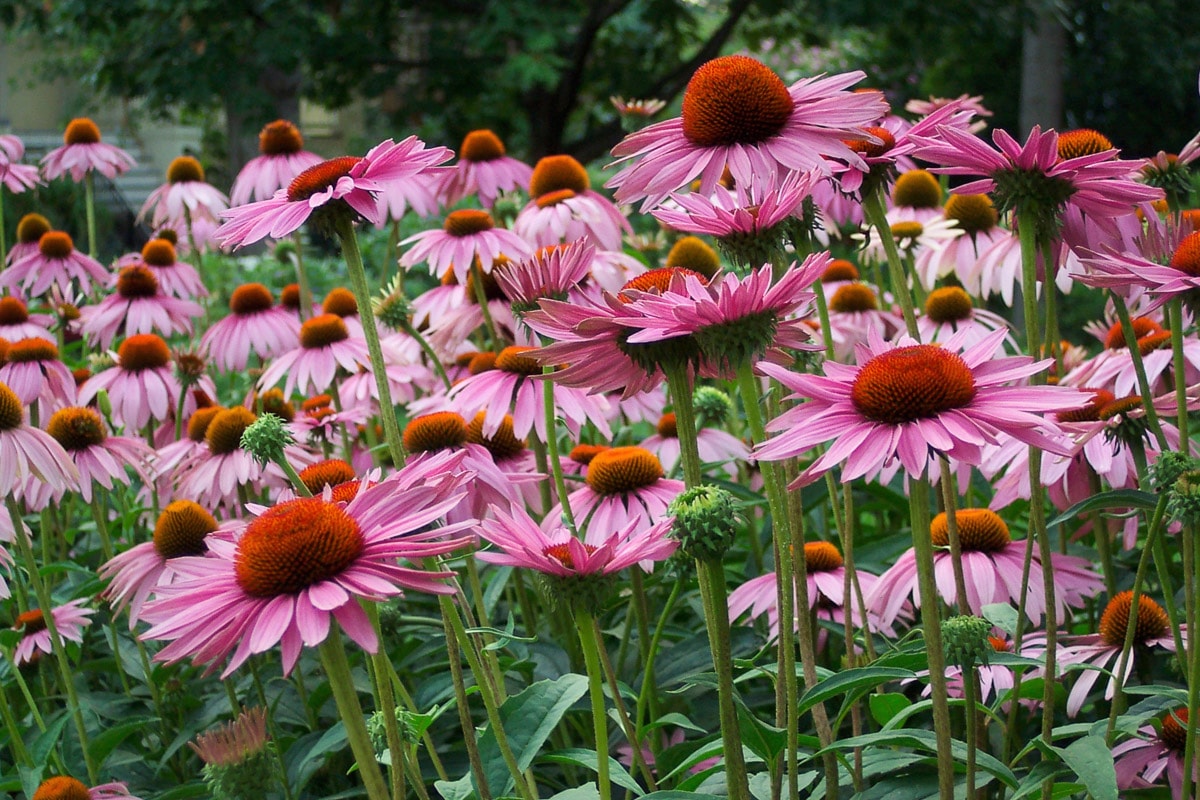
xmin=140 ymin=155 xmax=229 ymax=228
xmin=0 ymin=337 xmax=76 ymax=418
xmin=438 ymin=129 xmax=532 ymax=209
xmin=0 ymin=295 xmax=53 ymax=342
xmin=115 ymin=238 xmax=208 ymax=300
xmin=494 ymin=239 xmax=595 ymax=312
xmin=77 ymin=334 xmax=181 ymax=431
xmin=201 ymin=283 xmax=301 ymax=373
xmin=230 ymin=119 xmax=324 ymax=206
xmin=1113 ymin=710 xmax=1198 ymax=799
xmin=0 ymin=379 xmax=78 ymax=496
xmin=651 ymin=169 xmax=820 ymax=238
xmin=79 ymin=266 xmax=203 ymax=348
xmin=257 ymin=314 xmax=373 ymax=398
xmin=639 ymin=411 xmax=749 ymax=479
xmin=2 ymin=230 xmax=109 ymax=299
xmin=40 ymin=118 xmax=136 ymax=182
xmin=401 ymin=208 xmax=532 ymax=284
xmin=13 ymin=599 xmax=94 ymax=665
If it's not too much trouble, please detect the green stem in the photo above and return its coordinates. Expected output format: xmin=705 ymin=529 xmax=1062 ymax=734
xmin=401 ymin=319 xmax=453 ymax=391
xmin=907 ymin=480 xmax=954 ymax=800
xmin=1110 ymin=293 xmax=1170 ymax=450
xmin=576 ymin=610 xmax=613 ymax=800
xmin=335 ymin=217 xmax=407 ymax=467
xmin=696 ymin=558 xmax=751 ymax=800
xmin=84 ymin=172 xmax=97 ymax=259
xmin=863 ymin=186 xmax=919 ymax=338
xmin=1181 ymin=520 xmax=1200 ymax=800
xmin=635 ymin=576 xmax=682 ymax=755
xmin=317 ymin=627 xmax=391 ymax=800
xmin=964 ymin=664 xmax=979 ymax=800
xmin=365 ymin=604 xmax=407 ymax=800
xmin=441 ymin=609 xmax=492 ymax=800
xmin=7 ymin=498 xmax=97 ymax=784
xmin=1170 ymin=297 xmax=1190 ymax=448
xmin=293 ymin=231 xmax=313 ymax=322
xmin=542 ymin=368 xmax=578 ymax=534
xmin=662 ymin=364 xmax=701 ymax=487
xmin=0 ymin=681 xmax=31 ymax=767
xmin=937 ymin=458 xmax=969 ymax=614
xmin=249 ymin=658 xmax=297 ymax=800
xmin=471 ymin=262 xmax=502 ymax=349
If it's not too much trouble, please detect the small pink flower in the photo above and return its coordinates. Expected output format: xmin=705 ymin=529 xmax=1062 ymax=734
xmin=79 ymin=265 xmax=203 ymax=348
xmin=230 ymin=119 xmax=324 ymax=206
xmin=0 ymin=379 xmax=78 ymax=496
xmin=13 ymin=599 xmax=94 ymax=665
xmin=437 ymin=129 xmax=532 ymax=209
xmin=514 ymin=155 xmax=630 ymax=250
xmin=257 ymin=313 xmax=372 ymax=398
xmin=115 ymin=237 xmax=208 ymax=300
xmin=78 ymin=334 xmax=181 ymax=431
xmin=2 ymin=230 xmax=109 ymax=299
xmin=140 ymin=155 xmax=229 ymax=228
xmin=40 ymin=118 xmax=136 ymax=182
xmin=1113 ymin=709 xmax=1198 ymax=799
xmin=401 ymin=208 xmax=532 ymax=284
xmin=201 ymin=283 xmax=301 ymax=372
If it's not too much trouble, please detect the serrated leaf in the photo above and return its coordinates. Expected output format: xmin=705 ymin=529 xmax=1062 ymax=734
xmin=1054 ymin=735 xmax=1118 ymax=800
xmin=981 ymin=603 xmax=1020 ymax=635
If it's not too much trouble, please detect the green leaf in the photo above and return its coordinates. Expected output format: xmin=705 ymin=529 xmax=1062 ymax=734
xmin=643 ymin=712 xmax=706 ymax=734
xmin=31 ymin=712 xmax=70 ymax=767
xmin=1054 ymin=735 xmax=1118 ymax=800
xmin=1046 ymin=488 xmax=1156 ymax=528
xmin=87 ymin=717 xmax=153 ymax=768
xmin=285 ymin=723 xmax=347 ymax=793
xmin=540 ymin=748 xmax=644 ymax=795
xmin=735 ymin=706 xmax=787 ymax=763
xmin=475 ymin=674 xmax=588 ymax=798
xmin=435 ymin=772 xmax=474 ymax=800
xmin=797 ymin=666 xmax=915 ymax=715
xmin=639 ymin=792 xmax=725 ymax=800
xmin=981 ymin=603 xmax=1020 ymax=636
xmin=869 ymin=693 xmax=912 ymax=727
xmin=815 ymin=729 xmax=1017 ymax=788
xmin=548 ymin=784 xmax=601 ymax=800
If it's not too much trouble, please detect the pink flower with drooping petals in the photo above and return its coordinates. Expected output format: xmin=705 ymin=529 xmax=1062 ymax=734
xmin=31 ymin=406 xmax=154 ymax=505
xmin=608 ymin=55 xmax=886 ymax=210
xmin=140 ymin=155 xmax=229 ymax=228
xmin=1113 ymin=710 xmax=1198 ymax=799
xmin=494 ymin=239 xmax=595 ymax=311
xmin=230 ymin=119 xmax=324 ymax=206
xmin=77 ymin=334 xmax=181 ymax=431
xmin=401 ymin=208 xmax=532 ymax=284
xmin=217 ymin=137 xmax=452 ymax=248
xmin=0 ymin=337 xmax=76 ymax=420
xmin=651 ymin=169 xmax=820 ymax=239
xmin=115 ymin=238 xmax=208 ymax=300
xmin=79 ymin=266 xmax=203 ymax=348
xmin=0 ymin=295 xmax=53 ymax=342
xmin=438 ymin=129 xmax=533 ymax=209
xmin=376 ymin=166 xmax=445 ymax=222
xmin=477 ymin=502 xmax=677 ymax=577
xmin=0 ymin=135 xmax=40 ymax=194
xmin=257 ymin=314 xmax=372 ymax=398
xmin=2 ymin=230 xmax=109 ymax=299
xmin=1077 ymin=227 xmax=1200 ymax=313
xmin=201 ymin=283 xmax=301 ymax=373
xmin=40 ymin=118 xmax=136 ymax=182
xmin=13 ymin=599 xmax=94 ymax=665
xmin=0 ymin=379 xmax=78 ymax=496
xmin=755 ymin=327 xmax=1084 ymax=487
xmin=143 ymin=451 xmax=475 ymax=677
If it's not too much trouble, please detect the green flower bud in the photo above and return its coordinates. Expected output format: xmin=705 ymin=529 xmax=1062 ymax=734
xmin=538 ymin=572 xmax=616 ymax=617
xmin=693 ymin=386 xmax=735 ymax=428
xmin=940 ymin=615 xmax=993 ymax=669
xmin=239 ymin=413 xmax=293 ymax=466
xmin=1151 ymin=451 xmax=1200 ymax=492
xmin=1167 ymin=469 xmax=1200 ymax=527
xmin=668 ymin=484 xmax=740 ymax=561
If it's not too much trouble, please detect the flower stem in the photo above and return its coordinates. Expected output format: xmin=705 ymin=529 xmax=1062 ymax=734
xmin=1181 ymin=519 xmax=1200 ymax=800
xmin=365 ymin=604 xmax=408 ymax=800
xmin=335 ymin=216 xmax=406 ymax=467
xmin=84 ymin=172 xmax=98 ymax=259
xmin=317 ymin=625 xmax=391 ymax=800
xmin=907 ymin=479 xmax=955 ymax=800
xmin=1169 ymin=297 xmax=1190 ymax=447
xmin=937 ymin=458 xmax=969 ymax=613
xmin=1110 ymin=293 xmax=1169 ymax=450
xmin=963 ymin=664 xmax=980 ymax=800
xmin=401 ymin=319 xmax=453 ymax=391
xmin=662 ymin=363 xmax=702 ymax=487
xmin=542 ymin=368 xmax=578 ymax=534
xmin=575 ymin=610 xmax=612 ymax=800
xmin=293 ymin=231 xmax=313 ymax=322
xmin=863 ymin=186 xmax=919 ymax=339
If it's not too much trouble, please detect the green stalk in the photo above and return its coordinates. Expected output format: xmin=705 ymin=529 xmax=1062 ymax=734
xmin=471 ymin=262 xmax=502 ymax=350
xmin=84 ymin=172 xmax=97 ymax=259
xmin=963 ymin=665 xmax=980 ymax=800
xmin=635 ymin=575 xmax=682 ymax=760
xmin=542 ymin=368 xmax=577 ymax=534
xmin=576 ymin=610 xmax=612 ymax=800
xmin=401 ymin=319 xmax=453 ymax=391
xmin=0 ymin=681 xmax=31 ymax=767
xmin=1181 ymin=520 xmax=1200 ymax=800
xmin=334 ymin=216 xmax=406 ymax=466
xmin=293 ymin=231 xmax=314 ymax=322
xmin=7 ymin=498 xmax=97 ymax=784
xmin=1110 ymin=293 xmax=1169 ymax=450
xmin=317 ymin=628 xmax=390 ymax=800
xmin=862 ymin=186 xmax=919 ymax=338
xmin=1169 ymin=297 xmax=1189 ymax=447
xmin=906 ymin=480 xmax=955 ymax=800
xmin=366 ymin=604 xmax=408 ymax=800
xmin=937 ymin=458 xmax=969 ymax=613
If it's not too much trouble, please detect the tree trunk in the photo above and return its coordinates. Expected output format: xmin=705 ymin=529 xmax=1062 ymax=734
xmin=1019 ymin=2 xmax=1065 ymax=135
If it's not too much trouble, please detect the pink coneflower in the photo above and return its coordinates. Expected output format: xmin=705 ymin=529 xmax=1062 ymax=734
xmin=116 ymin=238 xmax=208 ymax=300
xmin=913 ymin=124 xmax=1162 ymax=240
xmin=916 ymin=286 xmax=1017 ymax=351
xmin=0 ymin=337 xmax=76 ymax=417
xmin=40 ymin=118 xmax=136 ymax=182
xmin=1057 ymin=591 xmax=1184 ymax=717
xmin=513 ymin=155 xmax=630 ymax=250
xmin=6 ymin=213 xmax=53 ymax=267
xmin=143 ymin=454 xmax=474 ymax=677
xmin=494 ymin=240 xmax=595 ymax=313
xmin=171 ymin=406 xmax=316 ymax=514
xmin=615 ymin=255 xmax=827 ymax=371
xmin=77 ymin=334 xmax=181 ymax=431
xmin=291 ymin=395 xmax=369 ymax=450
xmin=546 ymin=446 xmax=684 ymax=543
xmin=230 ymin=119 xmax=324 ymax=206
xmin=729 ymin=541 xmax=884 ymax=644
xmin=257 ymin=313 xmax=372 ymax=398
xmin=1063 ymin=315 xmax=1200 ymax=398
xmin=0 ymin=134 xmax=40 ymax=194
xmin=30 ymin=776 xmax=142 ymax=800
xmin=201 ymin=283 xmax=300 ymax=372
xmin=99 ymin=499 xmax=220 ymax=628
xmin=756 ymin=327 xmax=1082 ymax=487
xmin=140 ymin=156 xmax=229 ymax=228
xmin=0 ymin=379 xmax=78 ymax=496
xmin=477 ymin=502 xmax=677 ymax=577
xmin=79 ymin=266 xmax=202 ymax=348
xmin=608 ymin=55 xmax=886 ymax=209
xmin=401 ymin=208 xmax=532 ymax=284
xmin=639 ymin=412 xmax=749 ymax=479
xmin=822 ymin=281 xmax=904 ymax=362
xmin=857 ymin=215 xmax=962 ymax=267
xmin=651 ymin=168 xmax=820 ymax=240
xmin=867 ymin=509 xmax=1103 ymax=628
xmin=913 ymin=193 xmax=1007 ymax=292
xmin=2 ymin=230 xmax=109 ymax=299
xmin=35 ymin=406 xmax=154 ymax=504
xmin=12 ymin=599 xmax=94 ymax=665
xmin=447 ymin=345 xmax=613 ymax=442
xmin=190 ymin=706 xmax=271 ymax=775
xmin=437 ymin=129 xmax=533 ymax=209
xmin=1113 ymin=709 xmax=1199 ymax=799
xmin=216 ymin=137 xmax=451 ymax=248
xmin=1078 ymin=229 xmax=1200 ymax=313
xmin=0 ymin=295 xmax=53 ymax=342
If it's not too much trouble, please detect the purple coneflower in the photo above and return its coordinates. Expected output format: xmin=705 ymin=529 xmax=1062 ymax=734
xmin=513 ymin=155 xmax=630 ymax=251
xmin=230 ymin=119 xmax=324 ymax=206
xmin=13 ymin=599 xmax=94 ymax=665
xmin=2 ymin=230 xmax=108 ymax=299
xmin=401 ymin=208 xmax=531 ymax=284
xmin=31 ymin=776 xmax=142 ymax=800
xmin=201 ymin=283 xmax=300 ymax=372
xmin=79 ymin=265 xmax=203 ymax=348
xmin=1113 ymin=709 xmax=1199 ymax=799
xmin=78 ymin=333 xmax=181 ymax=431
xmin=0 ymin=379 xmax=78 ymax=496
xmin=140 ymin=155 xmax=229 ymax=229
xmin=143 ymin=454 xmax=474 ymax=676
xmin=115 ymin=238 xmax=208 ymax=300
xmin=437 ymin=129 xmax=532 ymax=209
xmin=40 ymin=118 xmax=136 ymax=182
xmin=258 ymin=313 xmax=372 ymax=398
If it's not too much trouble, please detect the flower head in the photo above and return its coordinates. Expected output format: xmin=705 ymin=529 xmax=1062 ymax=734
xmin=230 ymin=119 xmax=324 ymax=206
xmin=40 ymin=118 xmax=136 ymax=182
